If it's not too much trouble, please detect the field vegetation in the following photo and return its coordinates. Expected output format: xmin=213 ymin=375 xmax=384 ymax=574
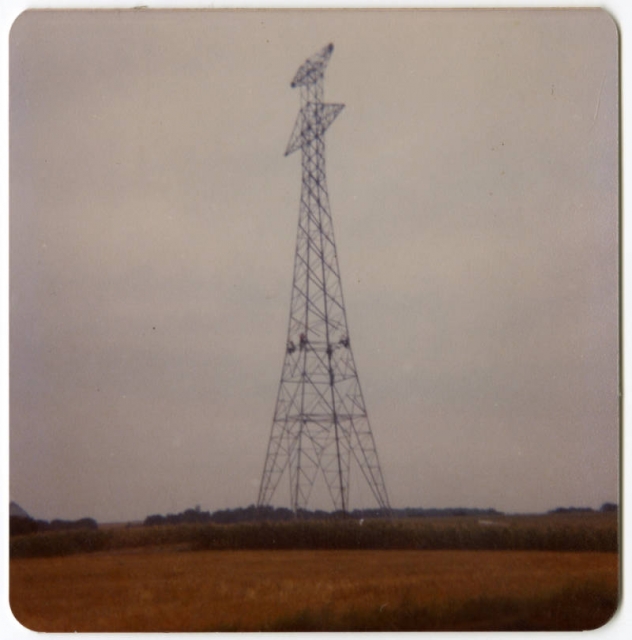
xmin=10 ymin=548 xmax=618 ymax=632
xmin=9 ymin=511 xmax=618 ymax=558
xmin=9 ymin=511 xmax=619 ymax=631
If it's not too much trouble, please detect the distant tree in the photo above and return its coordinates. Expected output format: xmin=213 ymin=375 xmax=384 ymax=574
xmin=181 ymin=508 xmax=212 ymax=524
xmin=49 ymin=518 xmax=98 ymax=531
xmin=549 ymin=507 xmax=594 ymax=515
xmin=76 ymin=518 xmax=99 ymax=530
xmin=10 ymin=515 xmax=97 ymax=535
xmin=144 ymin=514 xmax=166 ymax=526
xmin=9 ymin=516 xmax=38 ymax=537
xmin=600 ymin=502 xmax=618 ymax=513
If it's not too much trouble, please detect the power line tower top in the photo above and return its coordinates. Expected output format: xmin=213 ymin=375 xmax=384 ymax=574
xmin=285 ymin=44 xmax=345 ymax=157
xmin=257 ymin=43 xmax=391 ymax=515
xmin=290 ymin=42 xmax=334 ymax=88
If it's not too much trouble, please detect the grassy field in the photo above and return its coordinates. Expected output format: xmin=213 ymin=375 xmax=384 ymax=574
xmin=9 ymin=512 xmax=619 ymax=631
xmin=10 ymin=548 xmax=618 ymax=632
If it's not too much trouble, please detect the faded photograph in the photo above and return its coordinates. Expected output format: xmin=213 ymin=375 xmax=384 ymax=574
xmin=9 ymin=9 xmax=618 ymax=632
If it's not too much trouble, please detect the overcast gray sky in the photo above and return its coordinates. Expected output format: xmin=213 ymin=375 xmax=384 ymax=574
xmin=9 ymin=9 xmax=618 ymax=523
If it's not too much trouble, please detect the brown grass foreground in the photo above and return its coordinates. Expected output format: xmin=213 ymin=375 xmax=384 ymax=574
xmin=10 ymin=549 xmax=618 ymax=632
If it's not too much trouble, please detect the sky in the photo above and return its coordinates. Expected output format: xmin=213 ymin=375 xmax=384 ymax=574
xmin=8 ymin=8 xmax=619 ymax=523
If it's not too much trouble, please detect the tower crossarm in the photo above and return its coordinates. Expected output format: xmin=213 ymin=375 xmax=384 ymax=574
xmin=285 ymin=103 xmax=345 ymax=156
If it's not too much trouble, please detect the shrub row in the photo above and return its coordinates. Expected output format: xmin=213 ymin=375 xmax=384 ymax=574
xmin=10 ymin=516 xmax=98 ymax=537
xmin=9 ymin=529 xmax=110 ymax=558
xmin=190 ymin=520 xmax=618 ymax=553
xmin=142 ymin=506 xmax=506 ymax=526
xmin=10 ymin=517 xmax=618 ymax=559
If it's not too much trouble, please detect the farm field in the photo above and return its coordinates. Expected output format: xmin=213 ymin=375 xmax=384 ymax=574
xmin=10 ymin=548 xmax=618 ymax=632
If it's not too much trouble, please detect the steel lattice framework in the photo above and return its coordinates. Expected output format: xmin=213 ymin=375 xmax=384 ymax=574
xmin=257 ymin=44 xmax=391 ymax=514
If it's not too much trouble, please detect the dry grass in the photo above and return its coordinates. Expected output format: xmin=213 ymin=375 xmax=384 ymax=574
xmin=10 ymin=549 xmax=618 ymax=632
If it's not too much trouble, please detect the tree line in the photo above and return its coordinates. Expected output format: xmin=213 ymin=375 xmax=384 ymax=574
xmin=10 ymin=516 xmax=98 ymax=537
xmin=142 ymin=505 xmax=506 ymax=526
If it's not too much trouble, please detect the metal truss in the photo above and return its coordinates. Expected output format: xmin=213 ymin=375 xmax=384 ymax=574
xmin=257 ymin=44 xmax=391 ymax=514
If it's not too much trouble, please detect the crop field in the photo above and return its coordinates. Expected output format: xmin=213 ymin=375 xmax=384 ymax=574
xmin=10 ymin=550 xmax=617 ymax=631
xmin=9 ymin=513 xmax=619 ymax=631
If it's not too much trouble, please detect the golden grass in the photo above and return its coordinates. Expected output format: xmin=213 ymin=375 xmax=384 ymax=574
xmin=10 ymin=549 xmax=619 ymax=632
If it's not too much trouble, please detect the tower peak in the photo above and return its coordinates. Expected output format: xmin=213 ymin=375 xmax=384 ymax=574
xmin=290 ymin=42 xmax=335 ymax=88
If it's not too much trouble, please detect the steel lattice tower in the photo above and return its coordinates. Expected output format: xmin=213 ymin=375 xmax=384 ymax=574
xmin=257 ymin=44 xmax=391 ymax=514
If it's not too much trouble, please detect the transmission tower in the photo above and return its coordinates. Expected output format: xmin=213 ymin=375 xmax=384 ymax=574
xmin=257 ymin=43 xmax=391 ymax=515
